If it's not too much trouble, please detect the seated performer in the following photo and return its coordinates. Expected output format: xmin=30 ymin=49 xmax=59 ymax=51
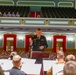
xmin=63 ymin=61 xmax=76 ymax=75
xmin=8 ymin=55 xmax=26 ymax=75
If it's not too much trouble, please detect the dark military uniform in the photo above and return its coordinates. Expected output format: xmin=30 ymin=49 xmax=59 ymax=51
xmin=31 ymin=35 xmax=48 ymax=63
xmin=31 ymin=35 xmax=48 ymax=51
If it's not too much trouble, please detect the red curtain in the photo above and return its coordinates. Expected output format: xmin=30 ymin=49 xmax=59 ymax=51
xmin=25 ymin=35 xmax=32 ymax=52
xmin=29 ymin=12 xmax=41 ymax=17
xmin=3 ymin=34 xmax=17 ymax=51
xmin=53 ymin=35 xmax=66 ymax=53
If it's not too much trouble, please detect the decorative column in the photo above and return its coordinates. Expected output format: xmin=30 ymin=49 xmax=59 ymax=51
xmin=70 ymin=20 xmax=73 ymax=26
xmin=21 ymin=19 xmax=24 ymax=24
xmin=45 ymin=19 xmax=48 ymax=25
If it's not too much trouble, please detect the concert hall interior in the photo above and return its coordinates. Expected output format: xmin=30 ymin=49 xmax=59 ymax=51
xmin=0 ymin=0 xmax=76 ymax=75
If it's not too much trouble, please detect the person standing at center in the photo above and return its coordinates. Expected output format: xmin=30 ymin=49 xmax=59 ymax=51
xmin=29 ymin=28 xmax=48 ymax=51
xmin=29 ymin=28 xmax=48 ymax=63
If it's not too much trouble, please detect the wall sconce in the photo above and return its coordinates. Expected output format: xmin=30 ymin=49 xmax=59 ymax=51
xmin=67 ymin=37 xmax=73 ymax=42
xmin=46 ymin=36 xmax=52 ymax=41
xmin=0 ymin=35 xmax=3 ymax=40
xmin=18 ymin=35 xmax=24 ymax=41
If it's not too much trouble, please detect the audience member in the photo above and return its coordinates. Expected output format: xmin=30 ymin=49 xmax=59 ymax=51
xmin=16 ymin=12 xmax=20 ymax=17
xmin=3 ymin=12 xmax=7 ymax=17
xmin=0 ymin=12 xmax=2 ymax=17
xmin=63 ymin=61 xmax=76 ymax=75
xmin=11 ymin=12 xmax=15 ymax=17
xmin=7 ymin=12 xmax=11 ymax=17
xmin=8 ymin=55 xmax=26 ymax=75
xmin=65 ymin=54 xmax=75 ymax=62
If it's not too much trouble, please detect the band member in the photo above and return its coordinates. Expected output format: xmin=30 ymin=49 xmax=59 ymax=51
xmin=8 ymin=55 xmax=26 ymax=75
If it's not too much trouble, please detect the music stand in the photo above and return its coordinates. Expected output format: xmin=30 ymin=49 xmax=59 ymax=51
xmin=31 ymin=51 xmax=49 ymax=59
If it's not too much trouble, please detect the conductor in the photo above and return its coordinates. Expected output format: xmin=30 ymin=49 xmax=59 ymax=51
xmin=29 ymin=28 xmax=48 ymax=63
xmin=29 ymin=28 xmax=48 ymax=51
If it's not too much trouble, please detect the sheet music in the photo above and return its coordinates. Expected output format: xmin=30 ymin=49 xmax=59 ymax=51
xmin=0 ymin=59 xmax=12 ymax=65
xmin=21 ymin=64 xmax=41 ymax=75
xmin=4 ymin=72 xmax=9 ymax=75
xmin=0 ymin=60 xmax=13 ymax=70
xmin=21 ymin=58 xmax=36 ymax=64
xmin=52 ymin=64 xmax=64 ymax=75
xmin=43 ymin=60 xmax=56 ymax=71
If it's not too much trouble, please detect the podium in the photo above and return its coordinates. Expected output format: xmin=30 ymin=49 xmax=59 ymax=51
xmin=21 ymin=58 xmax=36 ymax=64
xmin=31 ymin=51 xmax=49 ymax=59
